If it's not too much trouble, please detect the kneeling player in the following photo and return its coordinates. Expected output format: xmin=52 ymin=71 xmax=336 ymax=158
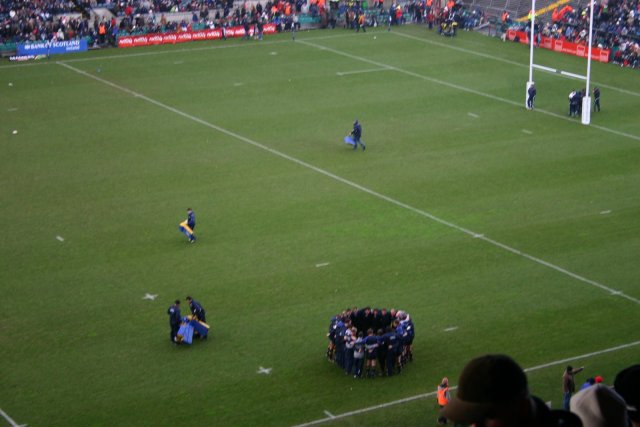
xmin=178 ymin=208 xmax=196 ymax=243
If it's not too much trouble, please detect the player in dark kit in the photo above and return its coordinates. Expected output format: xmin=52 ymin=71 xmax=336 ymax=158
xmin=364 ymin=328 xmax=379 ymax=378
xmin=179 ymin=208 xmax=197 ymax=243
xmin=384 ymin=326 xmax=400 ymax=376
xmin=185 ymin=208 xmax=196 ymax=243
xmin=593 ymin=87 xmax=601 ymax=112
xmin=527 ymin=84 xmax=536 ymax=110
xmin=186 ymin=296 xmax=206 ymax=322
xmin=569 ymin=90 xmax=577 ymax=116
xmin=167 ymin=300 xmax=181 ymax=343
xmin=351 ymin=120 xmax=366 ymax=151
xmin=575 ymin=89 xmax=583 ymax=116
xmin=187 ymin=209 xmax=196 ymax=233
xmin=376 ymin=328 xmax=387 ymax=376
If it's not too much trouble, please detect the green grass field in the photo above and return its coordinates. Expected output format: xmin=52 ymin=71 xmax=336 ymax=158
xmin=1 ymin=25 xmax=639 ymax=427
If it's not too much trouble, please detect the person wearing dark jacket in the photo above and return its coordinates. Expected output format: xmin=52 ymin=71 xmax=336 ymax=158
xmin=527 ymin=83 xmax=537 ymax=110
xmin=186 ymin=296 xmax=206 ymax=322
xmin=351 ymin=120 xmax=366 ymax=151
xmin=167 ymin=300 xmax=181 ymax=343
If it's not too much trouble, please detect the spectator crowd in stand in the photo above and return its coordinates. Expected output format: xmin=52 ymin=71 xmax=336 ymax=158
xmin=547 ymin=0 xmax=639 ymax=68
xmin=0 ymin=0 xmax=90 ymax=44
xmin=1 ymin=0 xmax=637 ymax=67
xmin=0 ymin=0 xmax=321 ymax=46
xmin=511 ymin=0 xmax=639 ymax=68
xmin=326 ymin=307 xmax=415 ymax=378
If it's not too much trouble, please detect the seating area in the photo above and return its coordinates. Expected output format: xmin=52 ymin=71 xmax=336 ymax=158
xmin=1 ymin=0 xmax=638 ymax=67
xmin=503 ymin=0 xmax=639 ymax=67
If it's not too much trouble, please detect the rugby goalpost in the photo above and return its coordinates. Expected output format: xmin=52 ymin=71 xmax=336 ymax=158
xmin=526 ymin=0 xmax=595 ymax=124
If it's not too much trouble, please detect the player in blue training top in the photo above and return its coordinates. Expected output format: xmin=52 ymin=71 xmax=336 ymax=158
xmin=186 ymin=296 xmax=206 ymax=322
xmin=527 ymin=83 xmax=536 ymax=110
xmin=167 ymin=299 xmax=181 ymax=344
xmin=383 ymin=326 xmax=399 ymax=376
xmin=351 ymin=120 xmax=366 ymax=151
xmin=364 ymin=328 xmax=379 ymax=378
xmin=187 ymin=208 xmax=196 ymax=232
xmin=179 ymin=208 xmax=197 ymax=243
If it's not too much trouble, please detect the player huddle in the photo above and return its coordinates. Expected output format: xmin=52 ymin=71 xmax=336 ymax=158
xmin=327 ymin=307 xmax=415 ymax=378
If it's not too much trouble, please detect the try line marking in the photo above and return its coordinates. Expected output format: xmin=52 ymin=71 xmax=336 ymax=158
xmin=292 ymin=340 xmax=640 ymax=426
xmin=336 ymin=67 xmax=391 ymax=76
xmin=390 ymin=30 xmax=640 ymax=98
xmin=56 ymin=61 xmax=640 ymax=306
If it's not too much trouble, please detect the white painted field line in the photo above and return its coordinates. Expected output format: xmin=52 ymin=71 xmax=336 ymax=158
xmin=58 ymin=40 xmax=290 ymax=64
xmin=444 ymin=326 xmax=458 ymax=332
xmin=323 ymin=410 xmax=335 ymax=419
xmin=56 ymin=61 xmax=640 ymax=306
xmin=100 ymin=31 xmax=352 ymax=66
xmin=467 ymin=112 xmax=479 ymax=118
xmin=297 ymin=39 xmax=640 ymax=143
xmin=0 ymin=28 xmax=637 ymax=100
xmin=0 ymin=408 xmax=27 ymax=427
xmin=0 ymin=40 xmax=290 ymax=70
xmin=315 ymin=262 xmax=330 ymax=268
xmin=391 ymin=31 xmax=640 ymax=98
xmin=52 ymin=34 xmax=362 ymax=65
xmin=523 ymin=339 xmax=640 ymax=373
xmin=293 ymin=340 xmax=640 ymax=426
xmin=295 ymin=390 xmax=442 ymax=426
xmin=522 ymin=129 xmax=533 ymax=134
xmin=55 ymin=235 xmax=64 ymax=242
xmin=336 ymin=67 xmax=390 ymax=76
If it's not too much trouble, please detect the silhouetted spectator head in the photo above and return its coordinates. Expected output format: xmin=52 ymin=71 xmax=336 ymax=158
xmin=571 ymin=383 xmax=628 ymax=427
xmin=442 ymin=354 xmax=581 ymax=427
xmin=441 ymin=354 xmax=530 ymax=425
xmin=614 ymin=364 xmax=640 ymax=426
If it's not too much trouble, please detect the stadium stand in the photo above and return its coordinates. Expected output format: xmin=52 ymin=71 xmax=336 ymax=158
xmin=1 ymin=0 xmax=637 ymax=67
xmin=461 ymin=0 xmax=639 ymax=67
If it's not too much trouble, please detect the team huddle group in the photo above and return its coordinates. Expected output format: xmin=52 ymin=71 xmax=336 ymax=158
xmin=327 ymin=307 xmax=415 ymax=378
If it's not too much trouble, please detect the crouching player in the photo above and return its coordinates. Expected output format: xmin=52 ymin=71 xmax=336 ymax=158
xmin=186 ymin=296 xmax=206 ymax=322
xmin=179 ymin=208 xmax=197 ymax=243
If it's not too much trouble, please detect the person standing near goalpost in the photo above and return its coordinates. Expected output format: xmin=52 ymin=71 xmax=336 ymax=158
xmin=527 ymin=83 xmax=537 ymax=110
xmin=593 ymin=87 xmax=601 ymax=112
